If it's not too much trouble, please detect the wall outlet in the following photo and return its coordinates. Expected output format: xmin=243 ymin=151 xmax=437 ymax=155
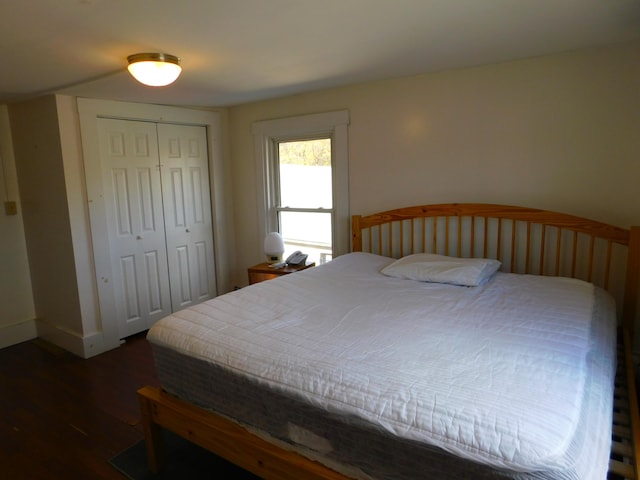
xmin=4 ymin=201 xmax=17 ymax=216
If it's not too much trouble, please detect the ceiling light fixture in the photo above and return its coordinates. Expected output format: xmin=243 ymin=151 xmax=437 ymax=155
xmin=127 ymin=53 xmax=182 ymax=87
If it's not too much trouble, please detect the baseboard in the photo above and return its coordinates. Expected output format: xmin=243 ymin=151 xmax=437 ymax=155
xmin=35 ymin=319 xmax=109 ymax=358
xmin=0 ymin=319 xmax=37 ymax=349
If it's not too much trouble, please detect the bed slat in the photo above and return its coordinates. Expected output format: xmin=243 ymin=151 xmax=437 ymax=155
xmin=510 ymin=221 xmax=516 ymax=273
xmin=571 ymin=231 xmax=578 ymax=278
xmin=525 ymin=221 xmax=532 ymax=274
xmin=588 ymin=235 xmax=595 ymax=283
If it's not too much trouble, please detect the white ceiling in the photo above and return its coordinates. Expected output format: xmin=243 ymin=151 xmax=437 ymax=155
xmin=2 ymin=0 xmax=639 ymax=108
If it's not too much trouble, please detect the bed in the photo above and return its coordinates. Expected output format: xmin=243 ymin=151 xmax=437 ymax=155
xmin=138 ymin=203 xmax=640 ymax=479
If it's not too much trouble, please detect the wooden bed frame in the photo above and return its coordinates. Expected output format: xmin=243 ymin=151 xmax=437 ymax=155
xmin=138 ymin=203 xmax=640 ymax=480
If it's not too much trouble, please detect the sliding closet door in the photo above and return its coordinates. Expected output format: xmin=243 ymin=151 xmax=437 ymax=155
xmin=97 ymin=118 xmax=172 ymax=337
xmin=158 ymin=124 xmax=216 ymax=309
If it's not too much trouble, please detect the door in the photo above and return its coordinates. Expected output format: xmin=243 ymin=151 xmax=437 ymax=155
xmin=158 ymin=123 xmax=216 ymax=309
xmin=97 ymin=118 xmax=171 ymax=337
xmin=97 ymin=119 xmax=216 ymax=338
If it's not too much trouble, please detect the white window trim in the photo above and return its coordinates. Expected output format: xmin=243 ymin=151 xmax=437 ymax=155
xmin=252 ymin=110 xmax=350 ymax=260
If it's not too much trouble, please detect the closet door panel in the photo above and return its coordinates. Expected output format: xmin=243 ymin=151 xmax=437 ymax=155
xmin=159 ymin=124 xmax=215 ymax=309
xmin=144 ymin=250 xmax=164 ymax=315
xmin=111 ymin=168 xmax=132 ymax=235
xmin=97 ymin=118 xmax=171 ymax=337
xmin=189 ymin=166 xmax=205 ymax=224
xmin=120 ymin=255 xmax=140 ymax=321
xmin=194 ymin=241 xmax=209 ymax=298
xmin=169 ymin=168 xmax=187 ymax=227
xmin=138 ymin=167 xmax=157 ymax=232
xmin=175 ymin=245 xmax=192 ymax=306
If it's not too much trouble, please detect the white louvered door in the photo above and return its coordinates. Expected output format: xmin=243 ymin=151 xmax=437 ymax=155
xmin=97 ymin=118 xmax=215 ymax=338
xmin=158 ymin=124 xmax=215 ymax=309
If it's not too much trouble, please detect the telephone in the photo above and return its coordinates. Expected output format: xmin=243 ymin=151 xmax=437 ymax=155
xmin=285 ymin=250 xmax=308 ymax=266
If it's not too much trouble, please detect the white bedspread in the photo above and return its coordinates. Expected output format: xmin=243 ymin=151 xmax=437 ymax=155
xmin=148 ymin=252 xmax=616 ymax=475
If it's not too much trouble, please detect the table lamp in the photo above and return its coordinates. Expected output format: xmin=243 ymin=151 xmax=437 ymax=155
xmin=264 ymin=232 xmax=285 ymax=264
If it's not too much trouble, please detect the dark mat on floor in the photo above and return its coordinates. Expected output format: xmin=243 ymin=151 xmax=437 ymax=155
xmin=109 ymin=429 xmax=261 ymax=479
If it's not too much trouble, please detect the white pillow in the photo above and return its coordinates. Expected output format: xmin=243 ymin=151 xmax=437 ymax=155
xmin=381 ymin=253 xmax=501 ymax=287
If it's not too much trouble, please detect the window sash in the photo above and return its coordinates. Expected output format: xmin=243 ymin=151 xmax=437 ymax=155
xmin=275 ymin=138 xmax=333 ymax=210
xmin=278 ymin=209 xmax=333 ymax=264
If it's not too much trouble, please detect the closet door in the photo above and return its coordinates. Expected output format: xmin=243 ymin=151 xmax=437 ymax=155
xmin=158 ymin=124 xmax=216 ymax=309
xmin=97 ymin=118 xmax=172 ymax=337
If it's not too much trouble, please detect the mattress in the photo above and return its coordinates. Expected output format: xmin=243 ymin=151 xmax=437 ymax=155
xmin=148 ymin=252 xmax=617 ymax=480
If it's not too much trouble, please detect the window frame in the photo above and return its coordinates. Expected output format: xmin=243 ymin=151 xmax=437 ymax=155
xmin=252 ymin=110 xmax=349 ymax=261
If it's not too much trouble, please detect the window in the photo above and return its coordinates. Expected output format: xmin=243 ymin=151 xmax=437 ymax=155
xmin=277 ymin=138 xmax=333 ymax=263
xmin=253 ymin=110 xmax=349 ymax=265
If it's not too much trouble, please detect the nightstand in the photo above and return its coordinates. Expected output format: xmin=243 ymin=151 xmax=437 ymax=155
xmin=248 ymin=262 xmax=315 ymax=285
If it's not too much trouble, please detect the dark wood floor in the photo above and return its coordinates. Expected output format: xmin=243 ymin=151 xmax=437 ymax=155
xmin=0 ymin=332 xmax=160 ymax=479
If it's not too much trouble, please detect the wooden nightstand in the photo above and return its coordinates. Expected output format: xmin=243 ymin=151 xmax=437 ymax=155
xmin=248 ymin=262 xmax=315 ymax=285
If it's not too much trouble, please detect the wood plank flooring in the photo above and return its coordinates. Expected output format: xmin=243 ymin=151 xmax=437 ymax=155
xmin=0 ymin=332 xmax=160 ymax=479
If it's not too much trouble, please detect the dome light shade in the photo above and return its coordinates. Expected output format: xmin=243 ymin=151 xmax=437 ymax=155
xmin=127 ymin=53 xmax=182 ymax=87
xmin=264 ymin=232 xmax=285 ymax=264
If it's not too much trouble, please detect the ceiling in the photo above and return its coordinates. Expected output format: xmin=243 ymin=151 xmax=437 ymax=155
xmin=2 ymin=0 xmax=639 ymax=108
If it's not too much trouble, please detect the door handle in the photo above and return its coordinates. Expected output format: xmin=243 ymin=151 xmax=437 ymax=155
xmin=136 ymin=235 xmax=143 ymax=240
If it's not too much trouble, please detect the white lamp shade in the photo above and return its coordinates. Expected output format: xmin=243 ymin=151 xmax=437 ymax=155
xmin=264 ymin=232 xmax=285 ymax=263
xmin=127 ymin=53 xmax=182 ymax=87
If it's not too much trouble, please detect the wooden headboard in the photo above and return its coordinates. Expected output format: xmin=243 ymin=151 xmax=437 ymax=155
xmin=352 ymin=203 xmax=640 ymax=336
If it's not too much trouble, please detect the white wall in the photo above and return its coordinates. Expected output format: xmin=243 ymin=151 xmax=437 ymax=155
xmin=8 ymin=96 xmax=86 ymax=353
xmin=55 ymin=96 xmax=104 ymax=353
xmin=0 ymin=105 xmax=35 ymax=348
xmin=228 ymin=41 xmax=640 ymax=288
